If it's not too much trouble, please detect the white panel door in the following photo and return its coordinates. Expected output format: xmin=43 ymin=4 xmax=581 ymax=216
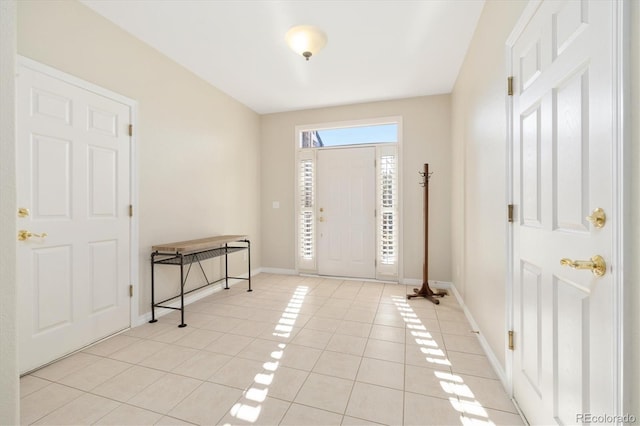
xmin=17 ymin=64 xmax=131 ymax=374
xmin=511 ymin=1 xmax=615 ymax=424
xmin=317 ymin=147 xmax=376 ymax=279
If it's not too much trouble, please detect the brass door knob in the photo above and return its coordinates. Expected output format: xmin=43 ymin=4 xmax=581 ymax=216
xmin=318 ymin=217 xmax=325 ymax=222
xmin=560 ymin=255 xmax=606 ymax=277
xmin=18 ymin=230 xmax=48 ymax=241
xmin=586 ymin=208 xmax=606 ymax=228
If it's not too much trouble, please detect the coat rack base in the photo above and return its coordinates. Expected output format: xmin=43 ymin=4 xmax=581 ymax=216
xmin=407 ymin=282 xmax=447 ymax=305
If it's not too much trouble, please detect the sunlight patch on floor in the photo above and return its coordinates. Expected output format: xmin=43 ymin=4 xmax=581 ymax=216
xmin=392 ymin=296 xmax=496 ymax=426
xmin=226 ymin=285 xmax=309 ymax=424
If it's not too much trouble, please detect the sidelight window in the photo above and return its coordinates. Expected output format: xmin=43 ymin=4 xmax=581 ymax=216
xmin=297 ymin=151 xmax=316 ymax=270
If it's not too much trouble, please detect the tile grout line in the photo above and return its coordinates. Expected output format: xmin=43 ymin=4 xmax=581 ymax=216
xmin=21 ymin=275 xmax=521 ymax=425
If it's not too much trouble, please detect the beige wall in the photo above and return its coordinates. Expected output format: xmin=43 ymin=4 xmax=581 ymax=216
xmin=0 ymin=1 xmax=19 ymax=423
xmin=260 ymin=96 xmax=452 ymax=282
xmin=17 ymin=0 xmax=262 ymax=317
xmin=451 ymin=0 xmax=527 ymax=369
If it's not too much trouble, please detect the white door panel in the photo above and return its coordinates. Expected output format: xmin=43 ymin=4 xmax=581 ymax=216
xmin=317 ymin=147 xmax=375 ymax=279
xmin=17 ymin=64 xmax=131 ymax=373
xmin=511 ymin=1 xmax=615 ymax=424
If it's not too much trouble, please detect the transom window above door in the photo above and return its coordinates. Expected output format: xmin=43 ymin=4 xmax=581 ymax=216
xmin=300 ymin=123 xmax=398 ymax=148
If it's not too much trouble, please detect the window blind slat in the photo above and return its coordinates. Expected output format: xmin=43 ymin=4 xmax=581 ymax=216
xmin=379 ymin=155 xmax=397 ymax=266
xmin=299 ymin=159 xmax=314 ymax=260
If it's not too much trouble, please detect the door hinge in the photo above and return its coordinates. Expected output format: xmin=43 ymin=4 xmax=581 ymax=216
xmin=129 ymin=205 xmax=133 ymax=217
xmin=507 ymin=76 xmax=514 ymax=96
xmin=508 ymin=330 xmax=514 ymax=350
xmin=128 ymin=124 xmax=133 ymax=137
xmin=508 ymin=204 xmax=514 ymax=223
xmin=375 ymin=258 xmax=377 ymax=267
xmin=129 ymin=285 xmax=133 ymax=298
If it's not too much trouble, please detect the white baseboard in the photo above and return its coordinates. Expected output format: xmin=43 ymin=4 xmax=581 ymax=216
xmin=260 ymin=267 xmax=297 ymax=275
xmin=401 ymin=278 xmax=453 ymax=290
xmin=431 ymin=281 xmax=452 ymax=290
xmin=448 ymin=283 xmax=508 ymax=388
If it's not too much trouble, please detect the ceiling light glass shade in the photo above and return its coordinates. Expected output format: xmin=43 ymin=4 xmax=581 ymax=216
xmin=285 ymin=25 xmax=327 ymax=61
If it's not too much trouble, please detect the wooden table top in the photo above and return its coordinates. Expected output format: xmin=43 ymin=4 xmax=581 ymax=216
xmin=152 ymin=235 xmax=248 ymax=254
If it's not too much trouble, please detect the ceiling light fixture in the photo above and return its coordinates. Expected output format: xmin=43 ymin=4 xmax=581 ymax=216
xmin=285 ymin=25 xmax=327 ymax=61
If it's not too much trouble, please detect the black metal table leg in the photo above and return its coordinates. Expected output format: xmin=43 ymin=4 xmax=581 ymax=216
xmin=247 ymin=240 xmax=252 ymax=292
xmin=149 ymin=252 xmax=158 ymax=323
xmin=179 ymin=253 xmax=187 ymax=328
xmin=224 ymin=243 xmax=230 ymax=290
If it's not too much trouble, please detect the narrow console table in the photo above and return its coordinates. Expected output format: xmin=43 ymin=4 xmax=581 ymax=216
xmin=149 ymin=235 xmax=251 ymax=327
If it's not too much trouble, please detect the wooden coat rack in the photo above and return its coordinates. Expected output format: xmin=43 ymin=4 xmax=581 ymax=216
xmin=407 ymin=163 xmax=446 ymax=304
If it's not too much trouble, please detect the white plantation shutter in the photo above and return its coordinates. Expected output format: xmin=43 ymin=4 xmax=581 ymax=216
xmin=377 ymin=147 xmax=398 ymax=278
xmin=297 ymin=151 xmax=316 ymax=270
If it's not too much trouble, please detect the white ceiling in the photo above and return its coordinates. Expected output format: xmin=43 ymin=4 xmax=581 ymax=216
xmin=80 ymin=0 xmax=485 ymax=114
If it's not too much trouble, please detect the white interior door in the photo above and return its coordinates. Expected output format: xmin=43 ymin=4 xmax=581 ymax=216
xmin=511 ymin=1 xmax=616 ymax=424
xmin=317 ymin=147 xmax=376 ymax=279
xmin=17 ymin=63 xmax=132 ymax=374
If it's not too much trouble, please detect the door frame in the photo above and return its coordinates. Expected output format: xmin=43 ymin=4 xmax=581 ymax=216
xmin=504 ymin=0 xmax=631 ymax=415
xmin=293 ymin=116 xmax=403 ymax=282
xmin=17 ymin=56 xmax=140 ymax=330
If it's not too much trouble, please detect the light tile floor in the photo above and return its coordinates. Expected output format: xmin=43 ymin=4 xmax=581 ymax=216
xmin=20 ymin=274 xmax=524 ymax=425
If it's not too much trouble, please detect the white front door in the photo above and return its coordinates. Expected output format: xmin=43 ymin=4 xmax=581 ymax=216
xmin=511 ymin=1 xmax=617 ymax=424
xmin=17 ymin=63 xmax=132 ymax=374
xmin=317 ymin=147 xmax=376 ymax=279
